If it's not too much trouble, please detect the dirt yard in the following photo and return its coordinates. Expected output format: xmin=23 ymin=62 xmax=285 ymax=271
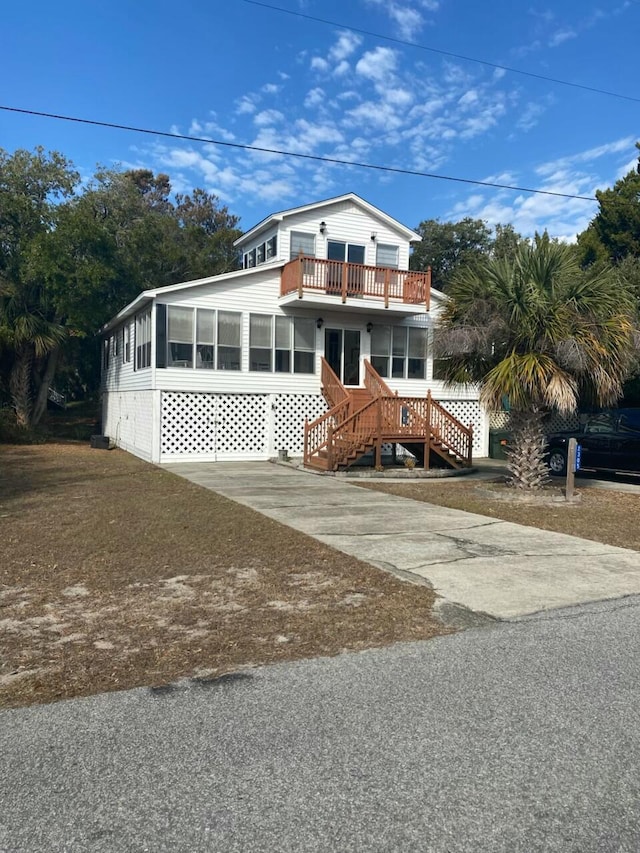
xmin=0 ymin=444 xmax=449 ymax=709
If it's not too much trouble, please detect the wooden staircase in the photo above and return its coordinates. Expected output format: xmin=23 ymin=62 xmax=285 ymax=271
xmin=303 ymin=358 xmax=474 ymax=472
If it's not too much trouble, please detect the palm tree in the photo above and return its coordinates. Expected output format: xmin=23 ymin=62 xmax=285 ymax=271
xmin=435 ymin=235 xmax=636 ymax=490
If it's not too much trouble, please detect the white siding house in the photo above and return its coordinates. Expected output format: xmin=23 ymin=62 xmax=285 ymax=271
xmin=100 ymin=193 xmax=488 ymax=464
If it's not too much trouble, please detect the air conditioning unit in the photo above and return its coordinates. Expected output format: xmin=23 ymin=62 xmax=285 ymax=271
xmin=90 ymin=434 xmax=112 ymax=450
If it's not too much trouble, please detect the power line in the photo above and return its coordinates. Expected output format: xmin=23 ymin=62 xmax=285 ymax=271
xmin=0 ymin=104 xmax=599 ymax=203
xmin=243 ymin=0 xmax=640 ymax=105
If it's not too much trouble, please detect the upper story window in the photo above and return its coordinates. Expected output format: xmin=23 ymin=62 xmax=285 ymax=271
xmin=243 ymin=234 xmax=277 ymax=269
xmin=376 ymin=244 xmax=399 ymax=269
xmin=328 ymin=241 xmax=365 ymax=265
xmin=290 ymin=231 xmax=316 ymax=259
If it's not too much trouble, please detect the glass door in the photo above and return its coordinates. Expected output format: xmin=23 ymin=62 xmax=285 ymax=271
xmin=324 ymin=328 xmax=361 ymax=386
xmin=327 ymin=242 xmax=366 ymax=295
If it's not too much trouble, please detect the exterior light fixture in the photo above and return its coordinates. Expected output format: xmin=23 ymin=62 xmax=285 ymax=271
xmin=319 ymin=221 xmax=327 ymax=234
xmin=316 ymin=317 xmax=324 ymax=329
xmin=370 ymin=232 xmax=377 ymax=242
xmin=366 ymin=322 xmax=373 ymax=334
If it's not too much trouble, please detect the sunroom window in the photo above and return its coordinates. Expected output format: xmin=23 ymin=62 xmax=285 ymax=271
xmin=135 ymin=309 xmax=152 ymax=370
xmin=168 ymin=307 xmax=194 ymax=368
xmin=250 ymin=314 xmax=273 ymax=371
xmin=370 ymin=325 xmax=391 ymax=377
xmin=293 ymin=317 xmax=315 ymax=373
xmin=217 ymin=311 xmax=241 ymax=370
xmin=196 ymin=309 xmax=215 ymax=369
xmin=275 ymin=316 xmax=291 ymax=372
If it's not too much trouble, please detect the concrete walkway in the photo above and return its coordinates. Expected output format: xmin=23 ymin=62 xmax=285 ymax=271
xmin=166 ymin=461 xmax=640 ymax=620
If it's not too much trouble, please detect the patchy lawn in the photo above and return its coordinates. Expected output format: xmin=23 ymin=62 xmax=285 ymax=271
xmin=0 ymin=444 xmax=449 ymax=709
xmin=357 ymin=477 xmax=640 ymax=552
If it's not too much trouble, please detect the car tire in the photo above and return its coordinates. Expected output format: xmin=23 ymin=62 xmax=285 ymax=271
xmin=548 ymin=449 xmax=567 ymax=476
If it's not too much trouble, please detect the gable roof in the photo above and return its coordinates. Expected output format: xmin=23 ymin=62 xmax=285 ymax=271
xmin=234 ymin=192 xmax=421 ymax=248
xmin=99 ymin=261 xmax=284 ymax=334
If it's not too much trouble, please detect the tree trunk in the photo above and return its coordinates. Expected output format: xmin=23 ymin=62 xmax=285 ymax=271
xmin=32 ymin=346 xmax=60 ymax=427
xmin=9 ymin=346 xmax=34 ymax=429
xmin=506 ymin=409 xmax=551 ymax=491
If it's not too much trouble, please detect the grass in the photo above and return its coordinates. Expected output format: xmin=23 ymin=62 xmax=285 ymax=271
xmin=0 ymin=443 xmax=449 ymax=710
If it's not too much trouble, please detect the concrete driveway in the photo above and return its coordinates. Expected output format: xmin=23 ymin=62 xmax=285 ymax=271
xmin=166 ymin=462 xmax=640 ymax=620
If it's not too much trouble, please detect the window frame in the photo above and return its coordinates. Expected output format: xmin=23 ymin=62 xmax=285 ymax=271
xmin=249 ymin=313 xmax=274 ymax=372
xmin=135 ymin=309 xmax=152 ymax=371
xmin=290 ymin=231 xmax=316 ymax=260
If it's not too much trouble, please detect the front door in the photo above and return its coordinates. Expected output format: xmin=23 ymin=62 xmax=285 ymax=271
xmin=325 ymin=328 xmax=361 ymax=386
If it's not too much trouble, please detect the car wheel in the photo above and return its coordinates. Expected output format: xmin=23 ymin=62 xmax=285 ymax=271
xmin=548 ymin=449 xmax=567 ymax=476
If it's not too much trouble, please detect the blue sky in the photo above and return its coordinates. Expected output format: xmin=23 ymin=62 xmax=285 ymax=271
xmin=3 ymin=0 xmax=639 ymax=241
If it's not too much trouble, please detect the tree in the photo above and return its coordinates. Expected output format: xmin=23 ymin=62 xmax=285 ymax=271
xmin=435 ymin=236 xmax=636 ymax=490
xmin=0 ymin=153 xmax=244 ymax=423
xmin=174 ymin=189 xmax=242 ymax=279
xmin=492 ymin=224 xmax=524 ymax=263
xmin=577 ymin=142 xmax=640 ymax=266
xmin=410 ymin=218 xmax=492 ymax=292
xmin=0 ymin=147 xmax=79 ymax=427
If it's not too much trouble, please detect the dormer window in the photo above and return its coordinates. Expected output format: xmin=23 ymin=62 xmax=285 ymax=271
xmin=243 ymin=235 xmax=277 ymax=268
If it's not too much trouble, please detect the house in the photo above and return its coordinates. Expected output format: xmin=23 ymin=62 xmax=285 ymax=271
xmin=100 ymin=193 xmax=488 ymax=467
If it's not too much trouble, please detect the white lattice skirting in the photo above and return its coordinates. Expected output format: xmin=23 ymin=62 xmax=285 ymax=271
xmin=160 ymin=392 xmax=328 ymax=462
xmin=159 ymin=392 xmax=488 ymax=462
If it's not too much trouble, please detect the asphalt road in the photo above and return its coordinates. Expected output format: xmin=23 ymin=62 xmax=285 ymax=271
xmin=3 ymin=596 xmax=640 ymax=852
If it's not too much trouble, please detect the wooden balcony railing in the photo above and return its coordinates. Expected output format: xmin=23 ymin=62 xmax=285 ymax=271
xmin=281 ymin=256 xmax=431 ymax=309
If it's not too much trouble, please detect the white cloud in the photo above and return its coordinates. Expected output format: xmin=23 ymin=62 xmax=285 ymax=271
xmin=515 ymin=99 xmax=548 ymax=132
xmin=254 ymin=109 xmax=285 ymax=127
xmin=355 ymin=47 xmax=398 ymax=82
xmin=384 ymin=87 xmax=414 ymax=107
xmin=458 ymin=89 xmax=479 ymax=109
xmin=364 ymin=0 xmax=440 ymax=38
xmin=262 ymin=83 xmax=281 ymax=94
xmin=304 ymin=87 xmax=325 ymax=108
xmin=346 ymin=100 xmax=404 ymax=130
xmin=236 ymin=95 xmax=258 ymax=115
xmin=329 ymin=31 xmax=362 ymax=62
xmin=310 ymin=56 xmax=330 ymax=73
xmin=536 ymin=137 xmax=637 ymax=176
xmin=548 ymin=28 xmax=577 ymax=47
xmin=616 ymin=156 xmax=639 ymax=180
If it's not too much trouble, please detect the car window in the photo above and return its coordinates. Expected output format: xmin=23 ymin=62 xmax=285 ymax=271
xmin=618 ymin=412 xmax=640 ymax=434
xmin=584 ymin=414 xmax=615 ymax=434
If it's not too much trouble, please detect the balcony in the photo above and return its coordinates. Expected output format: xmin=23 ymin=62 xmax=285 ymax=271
xmin=280 ymin=256 xmax=431 ymax=315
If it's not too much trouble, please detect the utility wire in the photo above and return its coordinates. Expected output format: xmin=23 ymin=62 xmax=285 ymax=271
xmin=0 ymin=104 xmax=599 ymax=203
xmin=243 ymin=0 xmax=640 ymax=105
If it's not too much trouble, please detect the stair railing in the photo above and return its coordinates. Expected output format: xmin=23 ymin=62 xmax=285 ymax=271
xmin=428 ymin=392 xmax=473 ymax=466
xmin=320 ymin=357 xmax=350 ymax=410
xmin=304 ymin=397 xmax=351 ymax=469
xmin=363 ymin=359 xmax=394 ymax=399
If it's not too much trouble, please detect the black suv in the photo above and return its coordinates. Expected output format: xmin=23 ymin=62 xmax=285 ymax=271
xmin=546 ymin=409 xmax=640 ymax=476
